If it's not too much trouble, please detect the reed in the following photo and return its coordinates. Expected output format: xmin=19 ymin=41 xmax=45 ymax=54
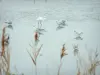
xmin=0 ymin=23 xmax=13 ymax=75
xmin=27 ymin=17 xmax=46 ymax=75
xmin=57 ymin=44 xmax=68 ymax=75
xmin=75 ymin=46 xmax=100 ymax=75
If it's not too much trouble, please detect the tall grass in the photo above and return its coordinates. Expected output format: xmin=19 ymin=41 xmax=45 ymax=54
xmin=0 ymin=24 xmax=13 ymax=75
xmin=57 ymin=44 xmax=68 ymax=75
xmin=27 ymin=17 xmax=46 ymax=75
xmin=74 ymin=46 xmax=100 ymax=75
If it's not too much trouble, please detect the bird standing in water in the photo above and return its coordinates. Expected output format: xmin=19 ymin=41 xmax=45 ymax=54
xmin=73 ymin=44 xmax=79 ymax=56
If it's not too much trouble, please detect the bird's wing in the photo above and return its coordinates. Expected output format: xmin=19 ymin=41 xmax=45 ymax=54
xmin=79 ymin=32 xmax=83 ymax=35
xmin=56 ymin=26 xmax=64 ymax=30
xmin=74 ymin=30 xmax=79 ymax=35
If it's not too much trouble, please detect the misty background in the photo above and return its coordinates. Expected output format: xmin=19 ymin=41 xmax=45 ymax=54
xmin=0 ymin=0 xmax=100 ymax=75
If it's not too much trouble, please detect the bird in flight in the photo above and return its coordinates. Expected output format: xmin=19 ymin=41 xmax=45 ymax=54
xmin=74 ymin=31 xmax=83 ymax=40
xmin=56 ymin=20 xmax=68 ymax=30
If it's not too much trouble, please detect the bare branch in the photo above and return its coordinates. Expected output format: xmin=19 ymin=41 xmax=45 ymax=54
xmin=27 ymin=50 xmax=36 ymax=65
xmin=35 ymin=44 xmax=43 ymax=60
xmin=29 ymin=44 xmax=34 ymax=49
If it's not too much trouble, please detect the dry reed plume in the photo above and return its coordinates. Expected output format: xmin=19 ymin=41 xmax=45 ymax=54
xmin=0 ymin=23 xmax=13 ymax=75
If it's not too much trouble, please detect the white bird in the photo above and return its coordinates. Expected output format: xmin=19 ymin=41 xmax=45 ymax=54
xmin=36 ymin=16 xmax=46 ymax=21
xmin=36 ymin=16 xmax=46 ymax=28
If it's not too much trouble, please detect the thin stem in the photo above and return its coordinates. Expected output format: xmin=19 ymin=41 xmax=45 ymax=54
xmin=34 ymin=0 xmax=35 ymax=4
xmin=35 ymin=62 xmax=37 ymax=75
xmin=45 ymin=0 xmax=47 ymax=3
xmin=57 ymin=60 xmax=62 ymax=75
xmin=32 ymin=64 xmax=33 ymax=75
xmin=93 ymin=67 xmax=95 ymax=75
xmin=0 ymin=69 xmax=2 ymax=75
xmin=39 ymin=21 xmax=42 ymax=29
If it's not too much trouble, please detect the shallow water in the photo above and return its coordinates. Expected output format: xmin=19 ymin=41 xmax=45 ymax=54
xmin=0 ymin=0 xmax=100 ymax=75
